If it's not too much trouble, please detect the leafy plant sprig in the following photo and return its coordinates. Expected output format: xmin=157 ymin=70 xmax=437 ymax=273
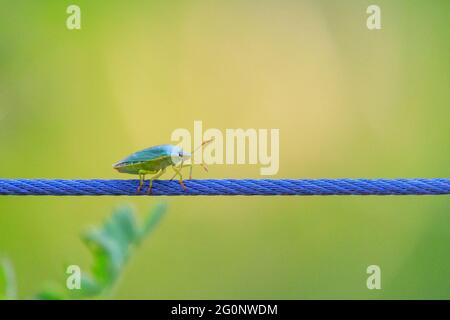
xmin=0 ymin=203 xmax=167 ymax=300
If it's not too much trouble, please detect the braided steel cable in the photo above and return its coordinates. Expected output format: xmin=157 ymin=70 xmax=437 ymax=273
xmin=0 ymin=178 xmax=449 ymax=196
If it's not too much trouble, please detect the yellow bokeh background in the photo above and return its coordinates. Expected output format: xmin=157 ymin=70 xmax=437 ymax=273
xmin=0 ymin=0 xmax=448 ymax=298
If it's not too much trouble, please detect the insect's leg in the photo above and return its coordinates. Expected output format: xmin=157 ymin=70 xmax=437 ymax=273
xmin=137 ymin=173 xmax=145 ymax=193
xmin=169 ymin=162 xmax=187 ymax=180
xmin=168 ymin=164 xmax=192 ymax=179
xmin=188 ymin=163 xmax=208 ymax=179
xmin=173 ymin=163 xmax=193 ymax=179
xmin=169 ymin=163 xmax=204 ymax=180
xmin=137 ymin=170 xmax=153 ymax=194
xmin=147 ymin=168 xmax=166 ymax=194
xmin=199 ymin=163 xmax=208 ymax=172
xmin=171 ymin=165 xmax=186 ymax=190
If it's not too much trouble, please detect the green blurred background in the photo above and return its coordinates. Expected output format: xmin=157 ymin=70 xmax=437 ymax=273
xmin=0 ymin=0 xmax=449 ymax=299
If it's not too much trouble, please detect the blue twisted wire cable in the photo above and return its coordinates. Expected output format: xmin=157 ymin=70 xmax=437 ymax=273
xmin=0 ymin=178 xmax=449 ymax=196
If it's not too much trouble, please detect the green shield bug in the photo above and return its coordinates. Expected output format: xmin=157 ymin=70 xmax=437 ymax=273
xmin=113 ymin=139 xmax=213 ymax=194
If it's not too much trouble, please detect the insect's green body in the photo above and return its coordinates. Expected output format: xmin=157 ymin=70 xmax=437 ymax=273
xmin=114 ymin=139 xmax=212 ymax=194
xmin=113 ymin=145 xmax=182 ymax=175
xmin=114 ymin=157 xmax=173 ymax=174
xmin=113 ymin=144 xmax=192 ymax=193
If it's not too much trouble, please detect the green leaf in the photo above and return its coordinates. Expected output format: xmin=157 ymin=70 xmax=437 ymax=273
xmin=35 ymin=203 xmax=167 ymax=299
xmin=108 ymin=205 xmax=139 ymax=243
xmin=34 ymin=283 xmax=67 ymax=300
xmin=78 ymin=203 xmax=167 ymax=299
xmin=140 ymin=203 xmax=168 ymax=241
xmin=83 ymin=227 xmax=125 ymax=285
xmin=69 ymin=274 xmax=103 ymax=299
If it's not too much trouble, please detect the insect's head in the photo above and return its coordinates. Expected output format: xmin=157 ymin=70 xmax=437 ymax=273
xmin=178 ymin=150 xmax=191 ymax=161
xmin=171 ymin=146 xmax=191 ymax=164
xmin=171 ymin=138 xmax=214 ymax=165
